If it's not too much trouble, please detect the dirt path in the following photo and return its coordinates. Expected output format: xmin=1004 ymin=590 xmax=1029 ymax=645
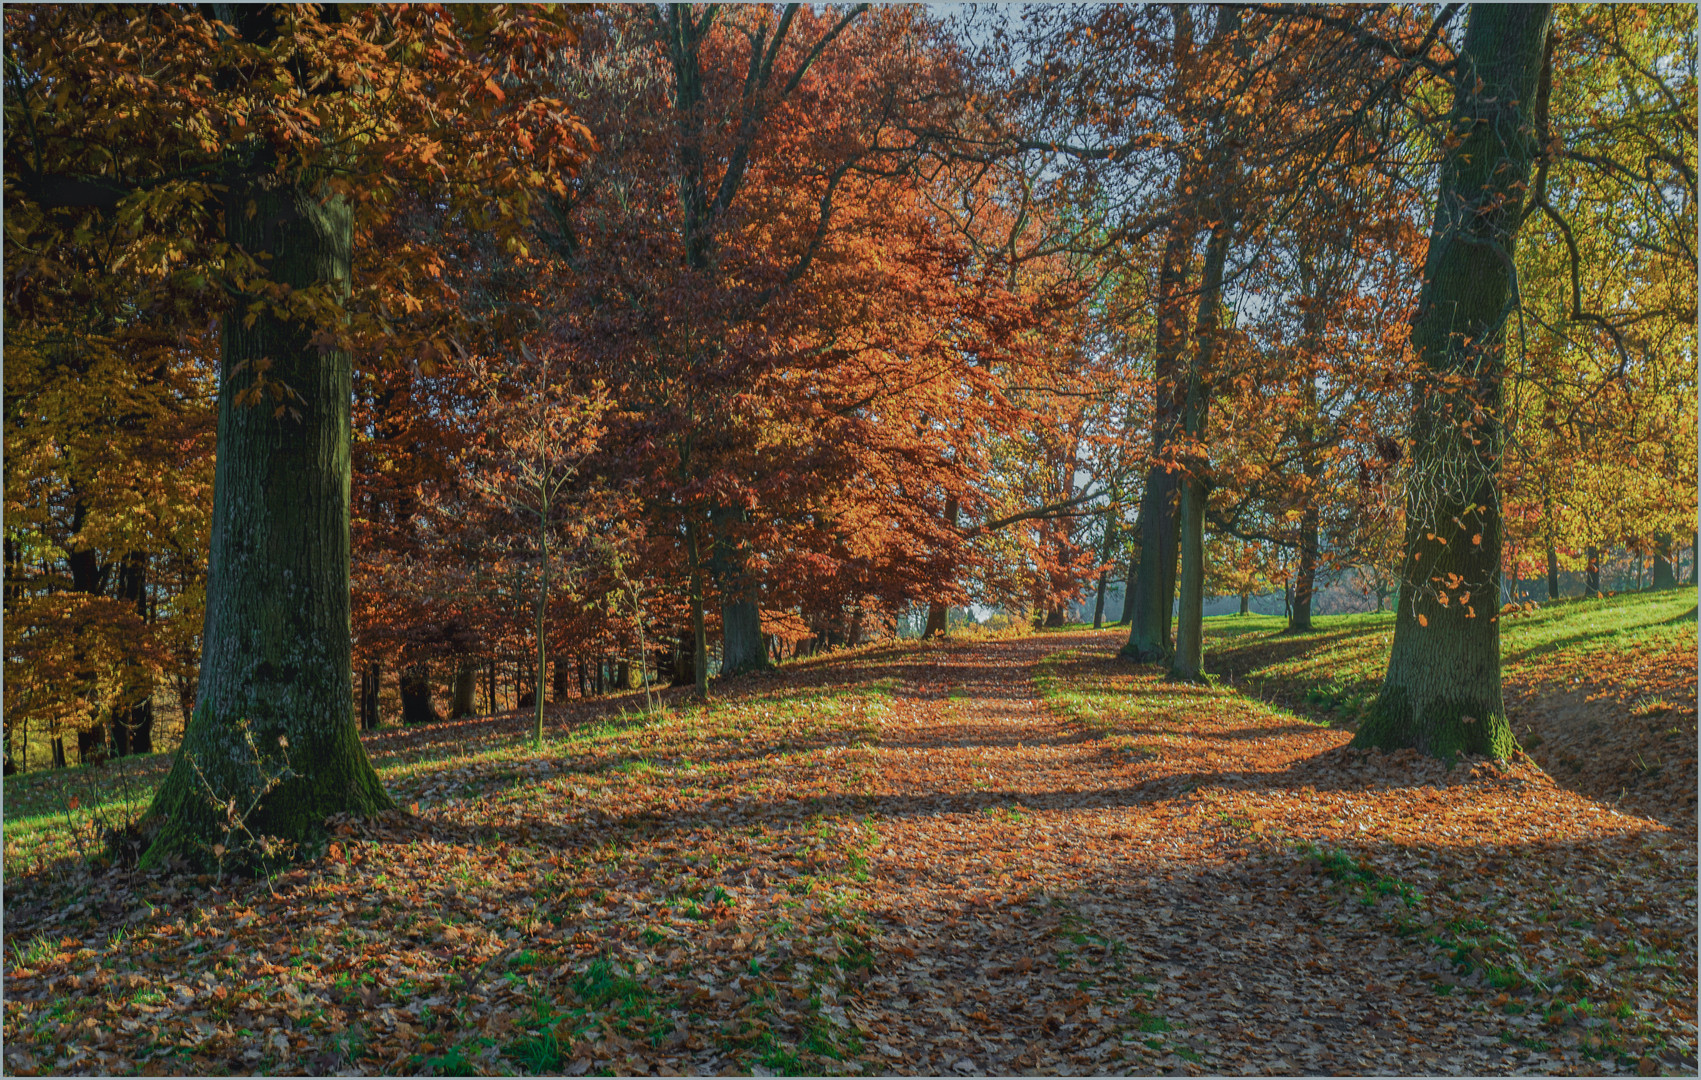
xmin=845 ymin=632 xmax=1694 ymax=1076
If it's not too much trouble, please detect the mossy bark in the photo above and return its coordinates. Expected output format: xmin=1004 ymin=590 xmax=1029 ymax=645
xmin=140 ymin=169 xmax=391 ymax=868
xmin=1355 ymin=4 xmax=1552 ymax=762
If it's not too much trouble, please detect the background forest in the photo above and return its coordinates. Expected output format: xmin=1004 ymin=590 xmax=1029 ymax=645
xmin=6 ymin=3 xmax=1691 ymax=772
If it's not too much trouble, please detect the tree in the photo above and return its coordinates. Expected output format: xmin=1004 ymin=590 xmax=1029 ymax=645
xmin=5 ymin=4 xmax=592 ymax=862
xmin=1353 ymin=4 xmax=1554 ymax=760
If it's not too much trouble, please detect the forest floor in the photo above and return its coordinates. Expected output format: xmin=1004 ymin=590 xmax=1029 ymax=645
xmin=3 ymin=592 xmax=1696 ymax=1077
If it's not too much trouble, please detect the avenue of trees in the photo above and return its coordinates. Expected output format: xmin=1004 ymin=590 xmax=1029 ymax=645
xmin=4 ymin=3 xmax=1694 ymax=864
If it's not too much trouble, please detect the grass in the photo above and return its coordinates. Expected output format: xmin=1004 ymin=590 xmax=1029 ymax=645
xmin=1195 ymin=588 xmax=1695 ymax=726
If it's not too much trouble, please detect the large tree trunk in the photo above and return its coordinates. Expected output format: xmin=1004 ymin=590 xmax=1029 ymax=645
xmin=1355 ymin=4 xmax=1551 ymax=761
xmin=1290 ymin=508 xmax=1320 ymax=632
xmin=142 ymin=165 xmax=390 ymax=868
xmin=1239 ymin=592 xmax=1250 ymax=616
xmin=400 ymin=664 xmax=440 ymax=726
xmin=449 ymin=659 xmax=478 ymax=719
xmin=713 ymin=508 xmax=768 ymax=677
xmin=1122 ymin=179 xmax=1194 ymax=662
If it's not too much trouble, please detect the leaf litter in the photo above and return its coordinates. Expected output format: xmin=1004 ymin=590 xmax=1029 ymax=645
xmin=3 ymin=629 xmax=1695 ymax=1076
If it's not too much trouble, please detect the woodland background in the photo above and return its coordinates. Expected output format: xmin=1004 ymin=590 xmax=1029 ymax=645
xmin=3 ymin=2 xmax=1694 ymax=767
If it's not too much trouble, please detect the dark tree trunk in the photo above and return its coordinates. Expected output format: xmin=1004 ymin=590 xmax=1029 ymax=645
xmin=713 ymin=508 xmax=768 ymax=677
xmin=1546 ymin=544 xmax=1560 ymax=600
xmin=925 ymin=498 xmax=959 ymax=637
xmin=359 ymin=661 xmax=381 ymax=731
xmin=1585 ymin=546 xmax=1601 ymax=597
xmin=1239 ymin=592 xmax=1250 ymax=616
xmin=686 ymin=521 xmax=709 ymax=698
xmin=552 ymin=657 xmax=569 ymax=703
xmin=112 ymin=550 xmax=155 ymax=755
xmin=401 ymin=664 xmax=441 ymax=726
xmin=617 ymin=660 xmax=632 ymax=690
xmin=449 ymin=660 xmax=478 ymax=719
xmin=484 ymin=659 xmax=497 ymax=715
xmin=142 ymin=155 xmax=390 ymax=868
xmin=1653 ymin=534 xmax=1677 ymax=589
xmin=52 ymin=737 xmax=68 ymax=770
xmin=1290 ymin=506 xmax=1320 ymax=632
xmin=1356 ymin=4 xmax=1551 ymax=761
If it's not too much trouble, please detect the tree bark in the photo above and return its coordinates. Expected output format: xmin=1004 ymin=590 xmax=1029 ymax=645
xmin=359 ymin=661 xmax=381 ymax=731
xmin=1653 ymin=534 xmax=1676 ymax=589
xmin=1355 ymin=4 xmax=1551 ymax=761
xmin=1092 ymin=502 xmax=1119 ymax=629
xmin=1239 ymin=592 xmax=1250 ymax=616
xmin=1290 ymin=506 xmax=1320 ymax=632
xmin=449 ymin=659 xmax=478 ymax=719
xmin=1170 ymin=194 xmax=1235 ymax=684
xmin=1116 ymin=544 xmax=1139 ymax=625
xmin=1121 ymin=193 xmax=1193 ymax=663
xmin=714 ymin=508 xmax=768 ymax=676
xmin=1585 ymin=545 xmax=1601 ymax=597
xmin=141 ymin=163 xmax=391 ymax=868
xmin=1546 ymin=544 xmax=1560 ymax=600
xmin=925 ymin=495 xmax=960 ymax=637
xmin=401 ymin=664 xmax=440 ymax=726
xmin=686 ymin=521 xmax=709 ymax=698
xmin=113 ymin=550 xmax=155 ymax=755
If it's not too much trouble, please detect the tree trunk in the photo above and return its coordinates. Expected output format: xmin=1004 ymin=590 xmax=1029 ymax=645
xmin=113 ymin=550 xmax=155 ymax=756
xmin=1585 ymin=545 xmax=1601 ymax=597
xmin=359 ymin=661 xmax=381 ymax=731
xmin=713 ymin=508 xmax=768 ymax=677
xmin=1116 ymin=544 xmax=1139 ymax=625
xmin=485 ymin=659 xmax=497 ymax=714
xmin=925 ymin=495 xmax=960 ymax=637
xmin=1239 ymin=592 xmax=1250 ymax=616
xmin=1355 ymin=4 xmax=1551 ymax=761
xmin=1290 ymin=506 xmax=1320 ymax=633
xmin=449 ymin=659 xmax=478 ymax=719
xmin=1092 ymin=503 xmax=1119 ymax=629
xmin=687 ymin=521 xmax=709 ymax=698
xmin=1653 ymin=534 xmax=1676 ymax=589
xmin=401 ymin=664 xmax=440 ymax=726
xmin=141 ymin=161 xmax=390 ymax=868
xmin=1546 ymin=544 xmax=1560 ymax=600
xmin=1169 ymin=188 xmax=1234 ymax=684
xmin=552 ymin=657 xmax=570 ymax=704
xmin=1122 ymin=198 xmax=1193 ymax=663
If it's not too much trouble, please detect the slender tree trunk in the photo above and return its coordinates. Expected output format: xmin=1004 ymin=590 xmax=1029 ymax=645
xmin=113 ymin=550 xmax=155 ymax=755
xmin=1356 ymin=4 xmax=1552 ymax=761
xmin=359 ymin=661 xmax=381 ymax=731
xmin=1092 ymin=502 xmax=1119 ymax=629
xmin=1170 ymin=193 xmax=1235 ymax=684
xmin=925 ymin=495 xmax=960 ymax=637
xmin=1290 ymin=507 xmax=1320 ymax=632
xmin=1585 ymin=545 xmax=1601 ymax=597
xmin=1116 ymin=543 xmax=1139 ymax=625
xmin=141 ymin=160 xmax=391 ymax=867
xmin=687 ymin=518 xmax=708 ymax=698
xmin=1546 ymin=544 xmax=1560 ymax=600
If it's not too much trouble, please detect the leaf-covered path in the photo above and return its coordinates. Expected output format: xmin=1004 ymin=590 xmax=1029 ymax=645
xmin=3 ymin=629 xmax=1695 ymax=1076
xmin=835 ymin=631 xmax=1696 ymax=1076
